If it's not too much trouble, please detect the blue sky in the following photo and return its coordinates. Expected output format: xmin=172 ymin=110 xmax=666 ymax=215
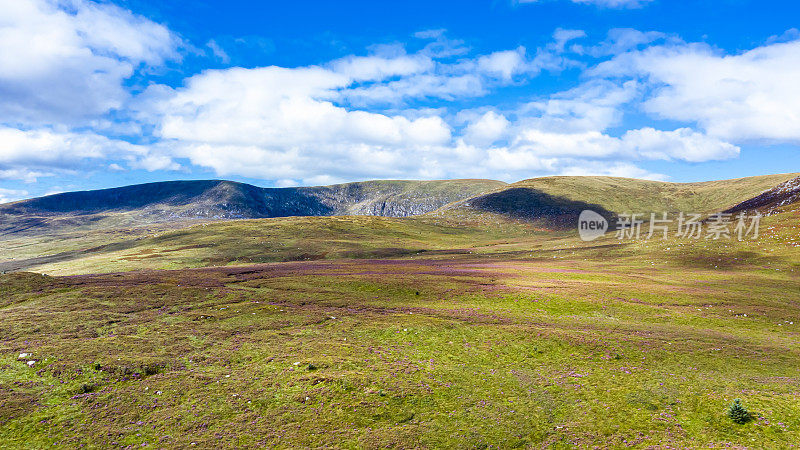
xmin=1 ymin=0 xmax=799 ymax=202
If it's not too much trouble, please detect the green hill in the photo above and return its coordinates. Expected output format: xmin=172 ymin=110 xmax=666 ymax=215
xmin=443 ymin=173 xmax=800 ymax=224
xmin=3 ymin=172 xmax=800 ymax=274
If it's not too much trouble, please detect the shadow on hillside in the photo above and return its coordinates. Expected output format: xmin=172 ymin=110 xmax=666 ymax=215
xmin=468 ymin=187 xmax=616 ymax=229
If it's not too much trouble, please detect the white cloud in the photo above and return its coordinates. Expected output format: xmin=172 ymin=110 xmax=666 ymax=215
xmin=584 ymin=28 xmax=666 ymax=56
xmin=141 ymin=57 xmax=734 ymax=185
xmin=0 ymin=0 xmax=179 ymax=126
xmin=0 ymin=2 xmax=770 ymax=192
xmin=0 ymin=168 xmax=48 ymax=183
xmin=513 ymin=129 xmax=621 ymax=158
xmin=519 ymin=79 xmax=640 ymax=133
xmin=508 ymin=127 xmax=737 ymax=162
xmin=206 ymin=39 xmax=230 ymax=63
xmin=484 ymin=147 xmax=559 ymax=172
xmin=343 ymin=73 xmax=487 ymax=106
xmin=0 ymin=126 xmax=173 ymax=180
xmin=330 ymin=53 xmax=433 ymax=82
xmin=132 ymin=27 xmax=747 ymax=185
xmin=0 ymin=187 xmax=29 ymax=204
xmin=571 ymin=0 xmax=653 ymax=8
xmin=595 ymin=37 xmax=800 ymax=143
xmin=152 ymin=66 xmax=451 ymax=148
xmin=143 ymin=65 xmax=457 ymax=180
xmin=621 ymin=127 xmax=739 ymax=162
xmin=559 ymin=162 xmax=665 ymax=180
xmin=127 ymin=154 xmax=181 ymax=172
xmin=552 ymin=29 xmax=587 ymax=53
xmin=476 ymin=47 xmax=527 ymax=80
xmin=338 ymin=30 xmax=580 ymax=107
xmin=463 ymin=111 xmax=511 ymax=146
xmin=517 ymin=0 xmax=653 ymax=9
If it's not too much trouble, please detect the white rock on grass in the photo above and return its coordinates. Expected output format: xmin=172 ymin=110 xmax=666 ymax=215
xmin=27 ymin=360 xmax=36 ymax=367
xmin=18 ymin=353 xmax=30 ymax=359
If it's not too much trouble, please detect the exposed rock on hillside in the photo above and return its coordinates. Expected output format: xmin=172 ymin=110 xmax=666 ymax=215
xmin=725 ymin=176 xmax=800 ymax=215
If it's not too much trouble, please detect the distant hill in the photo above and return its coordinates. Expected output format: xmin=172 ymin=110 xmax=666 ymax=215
xmin=2 ymin=173 xmax=798 ymax=236
xmin=438 ymin=173 xmax=800 ymax=226
xmin=3 ymin=172 xmax=800 ymax=274
xmin=0 ymin=179 xmax=506 ymax=235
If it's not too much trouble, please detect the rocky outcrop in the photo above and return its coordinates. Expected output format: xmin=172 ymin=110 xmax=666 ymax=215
xmin=724 ymin=176 xmax=800 ymax=214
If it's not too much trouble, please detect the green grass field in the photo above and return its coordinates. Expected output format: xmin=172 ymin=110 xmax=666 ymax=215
xmin=1 ymin=176 xmax=799 ymax=448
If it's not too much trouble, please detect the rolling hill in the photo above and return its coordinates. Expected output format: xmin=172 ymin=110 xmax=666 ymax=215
xmin=3 ymin=173 xmax=797 ymax=237
xmin=440 ymin=173 xmax=800 ymax=224
xmin=2 ymin=172 xmax=799 ymax=275
xmin=0 ymin=179 xmax=506 ymax=235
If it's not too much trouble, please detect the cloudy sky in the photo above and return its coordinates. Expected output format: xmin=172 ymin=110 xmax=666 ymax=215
xmin=1 ymin=0 xmax=799 ymax=202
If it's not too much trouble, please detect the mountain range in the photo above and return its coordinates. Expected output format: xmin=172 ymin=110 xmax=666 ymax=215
xmin=1 ymin=173 xmax=798 ymax=236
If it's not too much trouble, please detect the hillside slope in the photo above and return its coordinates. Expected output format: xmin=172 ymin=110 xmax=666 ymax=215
xmin=0 ymin=179 xmax=505 ymax=235
xmin=724 ymin=175 xmax=800 ymax=215
xmin=440 ymin=173 xmax=800 ymax=225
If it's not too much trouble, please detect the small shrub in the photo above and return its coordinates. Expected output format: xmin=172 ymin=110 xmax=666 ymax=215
xmin=77 ymin=383 xmax=98 ymax=394
xmin=141 ymin=362 xmax=164 ymax=376
xmin=728 ymin=398 xmax=752 ymax=424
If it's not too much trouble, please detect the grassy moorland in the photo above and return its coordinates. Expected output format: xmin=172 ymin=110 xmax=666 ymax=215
xmin=0 ymin=175 xmax=798 ymax=448
xmin=5 ymin=216 xmax=543 ymax=275
xmin=0 ymin=220 xmax=798 ymax=447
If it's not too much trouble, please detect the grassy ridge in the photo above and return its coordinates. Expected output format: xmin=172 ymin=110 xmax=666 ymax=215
xmin=461 ymin=173 xmax=800 ymax=218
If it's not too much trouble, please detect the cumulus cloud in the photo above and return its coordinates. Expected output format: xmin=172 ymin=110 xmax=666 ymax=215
xmin=454 ymin=78 xmax=738 ymax=170
xmin=127 ymin=26 xmax=753 ymax=185
xmin=507 ymin=127 xmax=737 ymax=162
xmin=518 ymin=79 xmax=640 ymax=133
xmin=140 ymin=56 xmax=736 ymax=184
xmin=142 ymin=65 xmax=455 ymax=180
xmin=338 ymin=30 xmax=580 ymax=107
xmin=0 ymin=0 xmax=179 ymax=126
xmin=139 ymin=29 xmax=590 ymax=181
xmin=0 ymin=0 xmax=782 ymax=191
xmin=476 ymin=47 xmax=527 ymax=80
xmin=621 ymin=127 xmax=740 ymax=162
xmin=463 ymin=111 xmax=511 ymax=146
xmin=0 ymin=126 xmax=174 ymax=178
xmin=594 ymin=37 xmax=800 ymax=143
